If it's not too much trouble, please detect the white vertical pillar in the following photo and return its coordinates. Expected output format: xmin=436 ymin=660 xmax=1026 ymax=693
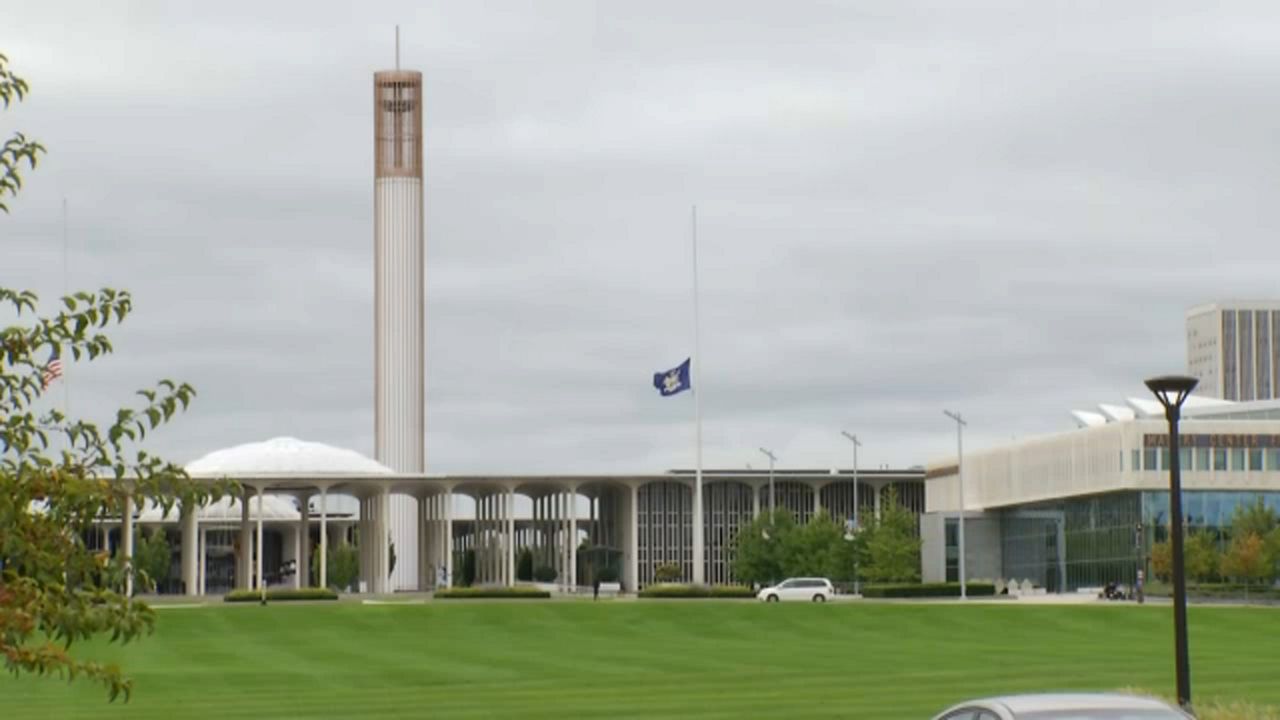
xmin=181 ymin=500 xmax=198 ymax=596
xmin=293 ymin=521 xmax=302 ymax=589
xmin=627 ymin=483 xmax=639 ymax=592
xmin=239 ymin=490 xmax=252 ymax=590
xmin=418 ymin=495 xmax=428 ymax=591
xmin=752 ymin=484 xmax=760 ymax=518
xmin=198 ymin=526 xmax=207 ymax=595
xmin=444 ymin=488 xmax=454 ymax=588
xmin=299 ymin=494 xmax=311 ymax=588
xmin=874 ymin=482 xmax=883 ymax=521
xmin=507 ymin=488 xmax=516 ymax=586
xmin=319 ymin=487 xmax=328 ymax=590
xmin=256 ymin=487 xmax=265 ymax=599
xmin=122 ymin=494 xmax=135 ymax=598
xmin=569 ymin=487 xmax=578 ymax=591
xmin=381 ymin=489 xmax=392 ymax=593
xmin=813 ymin=485 xmax=821 ymax=516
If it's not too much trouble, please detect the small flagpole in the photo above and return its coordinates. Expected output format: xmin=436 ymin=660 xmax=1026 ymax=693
xmin=691 ymin=205 xmax=705 ymax=586
xmin=61 ymin=198 xmax=70 ymax=430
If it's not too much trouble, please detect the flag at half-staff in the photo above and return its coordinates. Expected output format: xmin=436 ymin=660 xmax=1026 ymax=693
xmin=653 ymin=358 xmax=692 ymax=397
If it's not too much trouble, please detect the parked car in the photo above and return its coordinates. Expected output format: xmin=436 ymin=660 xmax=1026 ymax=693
xmin=932 ymin=692 xmax=1193 ymax=719
xmin=756 ymin=577 xmax=834 ymax=603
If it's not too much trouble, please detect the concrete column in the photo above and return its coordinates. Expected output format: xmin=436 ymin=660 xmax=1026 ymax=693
xmin=380 ymin=489 xmax=391 ymax=593
xmin=814 ymin=485 xmax=822 ymax=516
xmin=417 ymin=495 xmax=428 ymax=591
xmin=569 ymin=487 xmax=578 ymax=590
xmin=239 ymin=490 xmax=252 ymax=590
xmin=180 ymin=501 xmax=198 ymax=596
xmin=319 ymin=487 xmax=328 ymax=590
xmin=874 ymin=482 xmax=883 ymax=521
xmin=198 ymin=526 xmax=207 ymax=595
xmin=299 ymin=495 xmax=311 ymax=588
xmin=255 ymin=488 xmax=265 ymax=596
xmin=627 ymin=483 xmax=639 ymax=592
xmin=122 ymin=494 xmax=135 ymax=598
xmin=507 ymin=488 xmax=516 ymax=586
xmin=560 ymin=492 xmax=569 ymax=589
xmin=293 ymin=521 xmax=302 ymax=589
xmin=444 ymin=488 xmax=454 ymax=587
xmin=752 ymin=484 xmax=760 ymax=518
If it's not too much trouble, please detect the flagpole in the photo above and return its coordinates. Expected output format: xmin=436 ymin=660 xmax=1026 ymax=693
xmin=61 ymin=198 xmax=70 ymax=428
xmin=691 ymin=205 xmax=705 ymax=586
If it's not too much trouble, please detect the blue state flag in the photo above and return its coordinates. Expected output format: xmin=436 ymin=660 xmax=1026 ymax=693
xmin=653 ymin=358 xmax=692 ymax=397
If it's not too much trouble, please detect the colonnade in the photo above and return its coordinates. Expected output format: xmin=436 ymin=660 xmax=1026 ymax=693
xmin=106 ymin=473 xmax=925 ymax=596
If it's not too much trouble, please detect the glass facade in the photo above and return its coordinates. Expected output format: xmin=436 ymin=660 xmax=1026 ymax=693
xmin=944 ymin=519 xmax=959 ymax=582
xmin=1000 ymin=492 xmax=1142 ymax=592
xmin=1141 ymin=490 xmax=1280 ymax=538
xmin=998 ymin=489 xmax=1280 ymax=592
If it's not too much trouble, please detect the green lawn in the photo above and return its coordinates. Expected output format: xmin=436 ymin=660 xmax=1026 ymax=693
xmin=7 ymin=601 xmax=1280 ymax=719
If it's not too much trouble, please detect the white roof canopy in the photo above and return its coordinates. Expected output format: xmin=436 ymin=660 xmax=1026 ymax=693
xmin=185 ymin=436 xmax=394 ymax=478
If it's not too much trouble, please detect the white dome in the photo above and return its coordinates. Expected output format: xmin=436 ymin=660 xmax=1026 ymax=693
xmin=136 ymin=495 xmax=303 ymax=523
xmin=185 ymin=437 xmax=394 ymax=477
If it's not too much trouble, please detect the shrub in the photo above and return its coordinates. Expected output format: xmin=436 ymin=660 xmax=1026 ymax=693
xmin=311 ymin=543 xmax=359 ymax=592
xmin=516 ymin=548 xmax=534 ymax=582
xmin=596 ymin=565 xmax=620 ymax=583
xmin=133 ymin=528 xmax=172 ymax=594
xmin=638 ymin=584 xmax=755 ymax=599
xmin=434 ymin=586 xmax=551 ymax=599
xmin=533 ymin=565 xmax=558 ymax=583
xmin=224 ymin=587 xmax=339 ymax=603
xmin=861 ymin=582 xmax=996 ymax=598
xmin=461 ymin=549 xmax=476 ymax=587
xmin=653 ymin=563 xmax=683 ymax=582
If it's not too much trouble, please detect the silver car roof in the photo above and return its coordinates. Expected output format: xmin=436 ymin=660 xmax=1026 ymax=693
xmin=987 ymin=693 xmax=1185 ymax=713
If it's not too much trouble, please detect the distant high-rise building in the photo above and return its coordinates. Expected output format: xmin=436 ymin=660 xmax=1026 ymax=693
xmin=374 ymin=66 xmax=424 ymax=591
xmin=1186 ymin=301 xmax=1280 ymax=401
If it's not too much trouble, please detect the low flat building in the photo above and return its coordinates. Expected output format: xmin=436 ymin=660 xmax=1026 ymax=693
xmin=116 ymin=437 xmax=925 ymax=595
xmin=921 ymin=396 xmax=1280 ymax=592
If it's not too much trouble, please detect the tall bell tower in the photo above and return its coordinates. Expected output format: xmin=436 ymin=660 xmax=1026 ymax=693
xmin=373 ymin=54 xmax=424 ymax=591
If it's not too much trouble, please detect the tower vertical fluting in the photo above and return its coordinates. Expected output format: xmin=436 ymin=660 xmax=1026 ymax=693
xmin=374 ymin=69 xmax=424 ymax=592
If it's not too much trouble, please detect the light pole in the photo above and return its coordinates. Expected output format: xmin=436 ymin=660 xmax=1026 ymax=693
xmin=1146 ymin=374 xmax=1198 ymax=711
xmin=841 ymin=431 xmax=862 ymax=529
xmin=943 ymin=410 xmax=967 ymax=600
xmin=759 ymin=448 xmax=777 ymax=518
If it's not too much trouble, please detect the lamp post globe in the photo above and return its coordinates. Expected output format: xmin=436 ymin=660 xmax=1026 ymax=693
xmin=1144 ymin=374 xmax=1198 ymax=711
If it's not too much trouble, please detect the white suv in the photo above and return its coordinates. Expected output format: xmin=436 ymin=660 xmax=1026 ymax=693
xmin=757 ymin=577 xmax=835 ymax=603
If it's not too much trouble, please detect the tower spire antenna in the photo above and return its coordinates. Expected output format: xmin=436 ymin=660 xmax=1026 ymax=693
xmin=395 ymin=25 xmax=400 ymax=70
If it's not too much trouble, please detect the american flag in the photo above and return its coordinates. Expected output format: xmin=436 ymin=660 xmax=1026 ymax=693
xmin=41 ymin=347 xmax=63 ymax=390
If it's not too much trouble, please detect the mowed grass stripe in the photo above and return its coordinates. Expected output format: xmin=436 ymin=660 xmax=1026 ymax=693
xmin=7 ymin=602 xmax=1280 ymax=719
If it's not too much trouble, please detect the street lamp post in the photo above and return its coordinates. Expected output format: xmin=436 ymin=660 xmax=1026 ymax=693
xmin=1146 ymin=374 xmax=1198 ymax=711
xmin=759 ymin=448 xmax=777 ymax=518
xmin=841 ymin=431 xmax=862 ymax=529
xmin=943 ymin=410 xmax=967 ymax=600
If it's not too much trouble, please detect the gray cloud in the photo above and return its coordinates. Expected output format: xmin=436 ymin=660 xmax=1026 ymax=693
xmin=5 ymin=1 xmax=1280 ymax=477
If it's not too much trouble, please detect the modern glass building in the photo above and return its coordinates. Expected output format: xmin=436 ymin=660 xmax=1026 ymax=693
xmin=921 ymin=396 xmax=1280 ymax=592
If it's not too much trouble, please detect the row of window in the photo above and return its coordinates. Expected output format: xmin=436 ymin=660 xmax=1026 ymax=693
xmin=1129 ymin=447 xmax=1280 ymax=472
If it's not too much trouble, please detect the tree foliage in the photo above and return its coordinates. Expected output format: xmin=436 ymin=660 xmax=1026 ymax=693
xmin=0 ymin=53 xmax=45 ymax=213
xmin=731 ymin=509 xmax=795 ymax=586
xmin=1150 ymin=530 xmax=1219 ymax=583
xmin=860 ymin=486 xmax=922 ymax=583
xmin=132 ymin=529 xmax=171 ymax=594
xmin=0 ymin=286 xmax=230 ymax=701
xmin=1221 ymin=532 xmax=1269 ymax=589
xmin=1 ymin=52 xmax=231 ymax=701
xmin=311 ymin=542 xmax=359 ymax=592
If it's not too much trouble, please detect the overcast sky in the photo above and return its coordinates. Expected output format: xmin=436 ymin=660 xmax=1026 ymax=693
xmin=4 ymin=1 xmax=1280 ymax=474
